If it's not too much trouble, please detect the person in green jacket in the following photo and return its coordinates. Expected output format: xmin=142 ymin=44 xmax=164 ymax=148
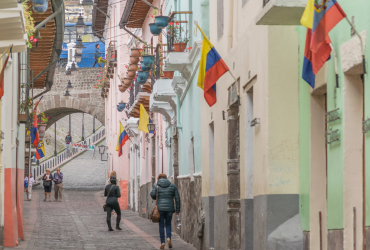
xmin=150 ymin=173 xmax=180 ymax=249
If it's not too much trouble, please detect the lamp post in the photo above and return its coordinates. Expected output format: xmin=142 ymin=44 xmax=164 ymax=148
xmin=74 ymin=37 xmax=86 ymax=54
xmin=64 ymin=89 xmax=71 ymax=97
xmin=54 ymin=122 xmax=57 ymax=156
xmin=75 ymin=14 xmax=86 ymax=35
xmin=67 ymin=80 xmax=73 ymax=91
xmin=98 ymin=145 xmax=107 ymax=161
xmin=65 ymin=67 xmax=71 ymax=76
xmin=74 ymin=52 xmax=82 ymax=63
xmin=147 ymin=123 xmax=155 ymax=133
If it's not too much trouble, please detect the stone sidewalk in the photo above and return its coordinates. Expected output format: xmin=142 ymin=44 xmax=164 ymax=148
xmin=9 ymin=189 xmax=196 ymax=250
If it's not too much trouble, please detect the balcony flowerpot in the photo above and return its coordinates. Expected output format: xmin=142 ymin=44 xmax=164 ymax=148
xmin=123 ymin=78 xmax=132 ymax=86
xmin=131 ymin=48 xmax=141 ymax=57
xmin=127 ymin=70 xmax=136 ymax=78
xmin=155 ymin=16 xmax=169 ymax=28
xmin=140 ymin=61 xmax=151 ymax=71
xmin=127 ymin=74 xmax=135 ymax=80
xmin=137 ymin=77 xmax=147 ymax=85
xmin=138 ymin=70 xmax=149 ymax=81
xmin=130 ymin=56 xmax=140 ymax=64
xmin=174 ymin=42 xmax=187 ymax=52
xmin=31 ymin=0 xmax=46 ymax=4
xmin=33 ymin=0 xmax=48 ymax=13
xmin=149 ymin=23 xmax=162 ymax=36
xmin=142 ymin=55 xmax=155 ymax=67
xmin=118 ymin=102 xmax=126 ymax=109
xmin=37 ymin=124 xmax=47 ymax=139
xmin=119 ymin=85 xmax=125 ymax=93
xmin=117 ymin=105 xmax=124 ymax=112
xmin=163 ymin=71 xmax=174 ymax=79
xmin=128 ymin=64 xmax=138 ymax=71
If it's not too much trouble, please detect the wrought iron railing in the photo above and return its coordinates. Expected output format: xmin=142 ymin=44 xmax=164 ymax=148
xmin=134 ymin=79 xmax=144 ymax=98
xmin=129 ymin=85 xmax=135 ymax=107
xmin=57 ymin=53 xmax=105 ymax=68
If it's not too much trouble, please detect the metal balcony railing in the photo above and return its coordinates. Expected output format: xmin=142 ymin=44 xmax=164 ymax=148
xmin=57 ymin=53 xmax=106 ymax=68
xmin=129 ymin=85 xmax=135 ymax=107
xmin=134 ymin=79 xmax=144 ymax=98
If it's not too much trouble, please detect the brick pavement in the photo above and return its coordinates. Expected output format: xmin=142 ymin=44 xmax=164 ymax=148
xmin=10 ymin=149 xmax=196 ymax=250
xmin=10 ymin=189 xmax=196 ymax=250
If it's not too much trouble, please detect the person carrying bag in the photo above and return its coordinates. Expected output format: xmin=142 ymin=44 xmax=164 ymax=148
xmin=104 ymin=176 xmax=122 ymax=231
xmin=150 ymin=174 xmax=180 ymax=249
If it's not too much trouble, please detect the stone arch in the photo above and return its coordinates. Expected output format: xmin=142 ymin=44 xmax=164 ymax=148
xmin=37 ymin=95 xmax=105 ymax=130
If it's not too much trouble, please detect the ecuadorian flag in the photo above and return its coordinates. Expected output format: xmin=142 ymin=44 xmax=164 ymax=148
xmin=31 ymin=113 xmax=39 ymax=147
xmin=35 ymin=138 xmax=45 ymax=160
xmin=196 ymin=25 xmax=229 ymax=107
xmin=116 ymin=123 xmax=129 ymax=157
xmin=301 ymin=0 xmax=345 ymax=88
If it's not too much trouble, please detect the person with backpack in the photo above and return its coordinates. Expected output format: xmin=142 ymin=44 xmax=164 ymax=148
xmin=43 ymin=169 xmax=53 ymax=202
xmin=65 ymin=132 xmax=72 ymax=152
xmin=104 ymin=176 xmax=122 ymax=231
xmin=150 ymin=174 xmax=181 ymax=249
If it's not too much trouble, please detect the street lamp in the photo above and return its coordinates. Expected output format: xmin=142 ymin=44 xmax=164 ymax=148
xmin=70 ymin=61 xmax=77 ymax=72
xmin=75 ymin=14 xmax=86 ymax=35
xmin=65 ymin=67 xmax=71 ymax=76
xmin=74 ymin=36 xmax=86 ymax=54
xmin=98 ymin=145 xmax=107 ymax=161
xmin=67 ymin=80 xmax=73 ymax=91
xmin=64 ymin=89 xmax=71 ymax=97
xmin=74 ymin=52 xmax=82 ymax=63
xmin=147 ymin=123 xmax=155 ymax=132
xmin=81 ymin=0 xmax=95 ymax=12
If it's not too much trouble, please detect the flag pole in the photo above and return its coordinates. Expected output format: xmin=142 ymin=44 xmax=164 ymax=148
xmin=329 ymin=43 xmax=339 ymax=88
xmin=343 ymin=16 xmax=366 ymax=74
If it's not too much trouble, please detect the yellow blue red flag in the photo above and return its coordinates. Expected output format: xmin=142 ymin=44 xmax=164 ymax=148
xmin=116 ymin=123 xmax=129 ymax=157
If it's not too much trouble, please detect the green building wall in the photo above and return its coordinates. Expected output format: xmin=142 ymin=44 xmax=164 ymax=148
xmin=298 ymin=0 xmax=370 ymax=232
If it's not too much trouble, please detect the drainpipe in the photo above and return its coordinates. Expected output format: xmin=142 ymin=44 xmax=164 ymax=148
xmin=176 ymin=95 xmax=182 ymax=130
xmin=122 ymin=23 xmax=144 ymax=43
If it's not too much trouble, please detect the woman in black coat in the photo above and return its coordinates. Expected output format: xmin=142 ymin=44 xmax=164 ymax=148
xmin=104 ymin=176 xmax=121 ymax=231
xmin=43 ymin=168 xmax=53 ymax=202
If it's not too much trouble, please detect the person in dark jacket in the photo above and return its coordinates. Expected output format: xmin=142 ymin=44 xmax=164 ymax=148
xmin=104 ymin=176 xmax=122 ymax=231
xmin=150 ymin=173 xmax=180 ymax=249
xmin=43 ymin=169 xmax=53 ymax=202
xmin=65 ymin=133 xmax=72 ymax=152
xmin=92 ymin=44 xmax=102 ymax=67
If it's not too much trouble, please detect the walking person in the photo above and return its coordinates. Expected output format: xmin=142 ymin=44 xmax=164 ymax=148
xmin=104 ymin=176 xmax=122 ymax=231
xmin=150 ymin=174 xmax=180 ymax=249
xmin=106 ymin=171 xmax=118 ymax=215
xmin=28 ymin=173 xmax=35 ymax=201
xmin=24 ymin=176 xmax=29 ymax=200
xmin=53 ymin=168 xmax=63 ymax=202
xmin=65 ymin=132 xmax=72 ymax=153
xmin=92 ymin=44 xmax=102 ymax=67
xmin=43 ymin=169 xmax=53 ymax=202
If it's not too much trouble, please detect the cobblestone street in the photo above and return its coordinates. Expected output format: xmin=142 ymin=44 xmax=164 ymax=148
xmin=12 ymin=147 xmax=195 ymax=250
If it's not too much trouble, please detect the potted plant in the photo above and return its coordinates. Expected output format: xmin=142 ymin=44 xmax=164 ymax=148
xmin=140 ymin=61 xmax=151 ymax=71
xmin=22 ymin=1 xmax=36 ymax=48
xmin=99 ymin=56 xmax=107 ymax=64
xmin=137 ymin=77 xmax=146 ymax=85
xmin=163 ymin=71 xmax=174 ymax=79
xmin=131 ymin=47 xmax=141 ymax=57
xmin=127 ymin=70 xmax=136 ymax=78
xmin=119 ymin=85 xmax=125 ymax=93
xmin=129 ymin=64 xmax=138 ymax=71
xmin=168 ymin=23 xmax=190 ymax=52
xmin=151 ymin=9 xmax=169 ymax=28
xmin=149 ymin=23 xmax=162 ymax=36
xmin=130 ymin=56 xmax=140 ymax=64
xmin=138 ymin=70 xmax=149 ymax=81
xmin=37 ymin=112 xmax=48 ymax=139
xmin=118 ymin=100 xmax=126 ymax=110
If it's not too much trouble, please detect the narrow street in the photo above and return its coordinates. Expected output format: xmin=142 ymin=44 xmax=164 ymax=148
xmin=10 ymin=150 xmax=195 ymax=250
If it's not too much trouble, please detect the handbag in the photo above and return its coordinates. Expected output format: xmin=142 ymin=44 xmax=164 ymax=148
xmin=43 ymin=175 xmax=50 ymax=187
xmin=150 ymin=186 xmax=160 ymax=223
xmin=103 ymin=185 xmax=114 ymax=212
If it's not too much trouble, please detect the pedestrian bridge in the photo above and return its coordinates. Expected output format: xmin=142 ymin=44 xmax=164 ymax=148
xmin=34 ymin=67 xmax=105 ymax=129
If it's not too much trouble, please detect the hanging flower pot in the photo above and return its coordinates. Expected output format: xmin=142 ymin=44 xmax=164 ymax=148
xmin=123 ymin=78 xmax=132 ymax=86
xmin=128 ymin=64 xmax=138 ymax=71
xmin=33 ymin=0 xmax=48 ymax=13
xmin=155 ymin=16 xmax=169 ymax=28
xmin=130 ymin=56 xmax=140 ymax=64
xmin=31 ymin=0 xmax=46 ymax=4
xmin=127 ymin=74 xmax=135 ymax=80
xmin=142 ymin=55 xmax=155 ymax=67
xmin=149 ymin=23 xmax=162 ymax=36
xmin=163 ymin=71 xmax=174 ymax=79
xmin=131 ymin=48 xmax=141 ymax=57
xmin=174 ymin=42 xmax=188 ymax=52
xmin=127 ymin=70 xmax=136 ymax=78
xmin=117 ymin=105 xmax=124 ymax=112
xmin=119 ymin=85 xmax=125 ymax=93
xmin=138 ymin=70 xmax=149 ymax=81
xmin=37 ymin=124 xmax=47 ymax=139
xmin=140 ymin=61 xmax=151 ymax=72
xmin=118 ymin=102 xmax=126 ymax=109
xmin=137 ymin=77 xmax=147 ymax=85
